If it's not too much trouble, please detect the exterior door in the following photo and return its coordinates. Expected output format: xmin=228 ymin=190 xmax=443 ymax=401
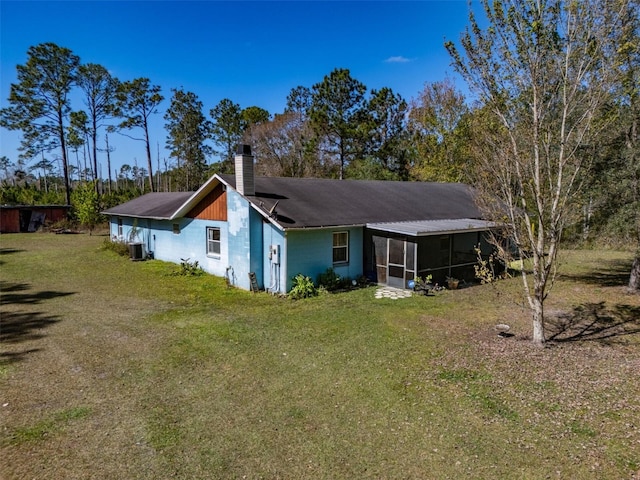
xmin=371 ymin=234 xmax=416 ymax=289
xmin=387 ymin=238 xmax=405 ymax=288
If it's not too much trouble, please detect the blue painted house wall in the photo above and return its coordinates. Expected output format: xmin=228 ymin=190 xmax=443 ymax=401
xmin=262 ymin=222 xmax=285 ymax=293
xmin=110 ymin=216 xmax=232 ymax=280
xmin=225 ymin=190 xmax=252 ymax=290
xmin=108 ymin=189 xmax=279 ymax=292
xmin=108 ymin=204 xmax=365 ymax=295
xmin=285 ymin=227 xmax=363 ymax=291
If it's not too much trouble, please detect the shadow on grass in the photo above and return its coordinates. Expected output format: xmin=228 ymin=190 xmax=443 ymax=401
xmin=1 ymin=281 xmax=73 ymax=365
xmin=0 ymin=311 xmax=60 ymax=366
xmin=0 ymin=248 xmax=25 ymax=255
xmin=560 ymin=258 xmax=632 ymax=287
xmin=0 ymin=281 xmax=75 ymax=306
xmin=0 ymin=347 xmax=43 ymax=366
xmin=547 ymin=302 xmax=640 ymax=344
xmin=0 ymin=248 xmax=25 ymax=266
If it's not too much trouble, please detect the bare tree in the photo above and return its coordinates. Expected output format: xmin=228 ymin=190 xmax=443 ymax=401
xmin=248 ymin=111 xmax=320 ymax=178
xmin=446 ymin=0 xmax=623 ymax=346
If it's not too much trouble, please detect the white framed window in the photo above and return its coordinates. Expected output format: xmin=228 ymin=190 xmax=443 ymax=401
xmin=333 ymin=231 xmax=349 ymax=264
xmin=207 ymin=227 xmax=221 ymax=256
xmin=117 ymin=218 xmax=123 ymax=237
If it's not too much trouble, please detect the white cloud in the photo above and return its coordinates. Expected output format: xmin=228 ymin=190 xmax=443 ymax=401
xmin=385 ymin=56 xmax=411 ymax=63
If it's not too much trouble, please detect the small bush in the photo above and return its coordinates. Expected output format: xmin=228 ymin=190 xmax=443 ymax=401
xmin=101 ymin=238 xmax=130 ymax=257
xmin=317 ymin=267 xmax=344 ymax=291
xmin=289 ymin=274 xmax=317 ymax=299
xmin=172 ymin=258 xmax=205 ymax=276
xmin=474 ymin=246 xmax=510 ymax=284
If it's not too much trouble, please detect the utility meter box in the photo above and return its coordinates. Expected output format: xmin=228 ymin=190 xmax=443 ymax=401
xmin=269 ymin=244 xmax=280 ymax=264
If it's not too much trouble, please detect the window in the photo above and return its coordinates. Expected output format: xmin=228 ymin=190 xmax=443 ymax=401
xmin=117 ymin=218 xmax=123 ymax=237
xmin=207 ymin=227 xmax=221 ymax=256
xmin=333 ymin=231 xmax=349 ymax=264
xmin=172 ymin=223 xmax=180 ymax=234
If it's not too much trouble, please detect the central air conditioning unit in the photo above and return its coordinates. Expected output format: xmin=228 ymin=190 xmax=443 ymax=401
xmin=129 ymin=242 xmax=145 ymax=261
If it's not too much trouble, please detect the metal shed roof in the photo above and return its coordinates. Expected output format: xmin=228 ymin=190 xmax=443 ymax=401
xmin=367 ymin=218 xmax=496 ymax=236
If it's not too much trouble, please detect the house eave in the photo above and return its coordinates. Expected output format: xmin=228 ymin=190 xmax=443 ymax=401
xmin=281 ymin=223 xmax=366 ymax=232
xmin=102 ymin=212 xmax=172 ymax=221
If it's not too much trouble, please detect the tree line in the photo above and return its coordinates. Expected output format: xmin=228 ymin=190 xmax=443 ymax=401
xmin=0 ymin=43 xmax=475 ymax=200
xmin=1 ymin=0 xmax=638 ymax=343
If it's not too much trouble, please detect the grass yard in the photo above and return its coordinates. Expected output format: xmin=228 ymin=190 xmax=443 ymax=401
xmin=1 ymin=233 xmax=639 ymax=479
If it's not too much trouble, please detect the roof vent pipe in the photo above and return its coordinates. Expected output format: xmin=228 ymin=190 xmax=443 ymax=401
xmin=234 ymin=144 xmax=255 ymax=196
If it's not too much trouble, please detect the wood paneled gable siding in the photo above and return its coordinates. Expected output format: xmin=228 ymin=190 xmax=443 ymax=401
xmin=186 ymin=184 xmax=227 ymax=220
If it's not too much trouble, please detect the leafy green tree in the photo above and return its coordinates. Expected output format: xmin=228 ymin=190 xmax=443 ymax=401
xmin=71 ymin=181 xmax=101 ymax=235
xmin=446 ymin=0 xmax=622 ymax=346
xmin=112 ymin=78 xmax=163 ymax=192
xmin=242 ymin=106 xmax=270 ymax=128
xmin=344 ymin=157 xmax=401 ymax=180
xmin=0 ymin=156 xmax=14 ymax=185
xmin=286 ymin=86 xmax=312 ymax=117
xmin=362 ymin=87 xmax=410 ymax=180
xmin=209 ymin=98 xmax=243 ymax=173
xmin=408 ymin=79 xmax=470 ymax=182
xmin=619 ymin=1 xmax=640 ymax=291
xmin=76 ymin=63 xmax=119 ymax=193
xmin=164 ymin=88 xmax=211 ymax=190
xmin=0 ymin=43 xmax=79 ymax=205
xmin=588 ymin=0 xmax=640 ymax=291
xmin=310 ymin=68 xmax=368 ymax=179
xmin=68 ymin=110 xmax=90 ymax=178
xmin=282 ymin=85 xmax=321 ymax=172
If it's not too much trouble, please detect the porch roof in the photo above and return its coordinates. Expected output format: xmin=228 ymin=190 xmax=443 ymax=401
xmin=366 ymin=218 xmax=496 ymax=236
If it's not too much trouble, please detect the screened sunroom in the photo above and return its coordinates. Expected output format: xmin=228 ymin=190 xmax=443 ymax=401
xmin=364 ymin=219 xmax=496 ymax=289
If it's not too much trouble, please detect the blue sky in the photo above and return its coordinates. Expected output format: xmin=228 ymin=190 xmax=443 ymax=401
xmin=1 ymin=0 xmax=476 ymax=176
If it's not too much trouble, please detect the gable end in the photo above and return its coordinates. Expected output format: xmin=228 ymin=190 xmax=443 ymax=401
xmin=186 ymin=183 xmax=227 ymax=221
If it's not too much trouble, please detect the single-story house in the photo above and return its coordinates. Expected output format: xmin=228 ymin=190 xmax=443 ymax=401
xmin=103 ymin=145 xmax=495 ymax=293
xmin=0 ymin=205 xmax=71 ymax=233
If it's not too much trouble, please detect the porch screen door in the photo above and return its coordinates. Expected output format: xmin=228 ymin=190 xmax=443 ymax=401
xmin=387 ymin=238 xmax=405 ymax=288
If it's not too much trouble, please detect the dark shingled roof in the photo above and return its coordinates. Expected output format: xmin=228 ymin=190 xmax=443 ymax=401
xmin=219 ymin=175 xmax=483 ymax=229
xmin=102 ymin=175 xmax=484 ymax=228
xmin=102 ymin=192 xmax=193 ymax=219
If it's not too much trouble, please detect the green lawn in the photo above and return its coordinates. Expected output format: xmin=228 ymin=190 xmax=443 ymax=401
xmin=1 ymin=233 xmax=639 ymax=479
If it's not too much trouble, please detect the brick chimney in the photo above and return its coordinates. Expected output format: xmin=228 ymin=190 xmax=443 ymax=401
xmin=234 ymin=144 xmax=254 ymax=196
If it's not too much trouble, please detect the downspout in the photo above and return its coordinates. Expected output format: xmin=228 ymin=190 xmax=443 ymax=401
xmin=282 ymin=232 xmax=288 ymax=294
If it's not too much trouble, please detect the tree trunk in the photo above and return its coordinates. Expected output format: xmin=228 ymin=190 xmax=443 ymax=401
xmin=531 ymin=294 xmax=546 ymax=347
xmin=629 ymin=256 xmax=640 ymax=292
xmin=106 ymin=135 xmax=112 ymax=195
xmin=58 ymin=111 xmax=71 ymax=206
xmin=92 ymin=119 xmax=99 ymax=196
xmin=144 ymin=121 xmax=154 ymax=192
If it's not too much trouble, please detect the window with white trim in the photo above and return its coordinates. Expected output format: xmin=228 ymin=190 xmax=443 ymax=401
xmin=117 ymin=218 xmax=123 ymax=237
xmin=333 ymin=231 xmax=349 ymax=264
xmin=206 ymin=227 xmax=221 ymax=256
